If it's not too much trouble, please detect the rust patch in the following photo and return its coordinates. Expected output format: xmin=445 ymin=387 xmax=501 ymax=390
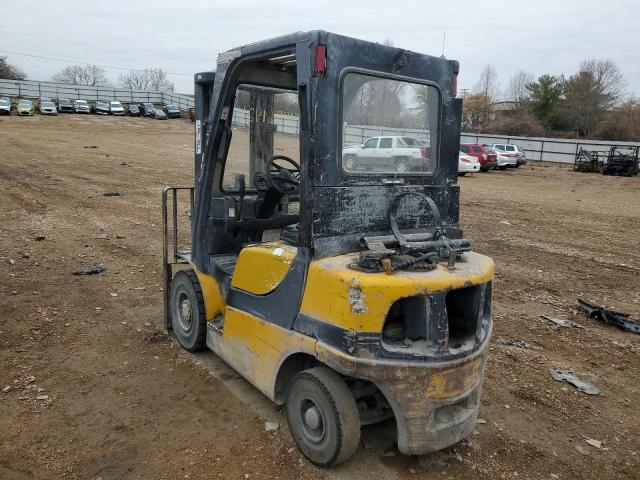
xmin=426 ymin=358 xmax=482 ymax=400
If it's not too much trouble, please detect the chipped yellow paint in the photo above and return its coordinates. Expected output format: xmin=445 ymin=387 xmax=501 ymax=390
xmin=231 ymin=242 xmax=298 ymax=295
xmin=217 ymin=306 xmax=316 ymax=398
xmin=300 ymin=251 xmax=494 ymax=333
xmin=426 ymin=357 xmax=482 ymax=400
xmin=195 ymin=269 xmax=225 ymax=321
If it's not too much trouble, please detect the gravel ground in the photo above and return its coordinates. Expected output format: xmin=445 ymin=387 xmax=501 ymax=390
xmin=0 ymin=114 xmax=638 ymax=480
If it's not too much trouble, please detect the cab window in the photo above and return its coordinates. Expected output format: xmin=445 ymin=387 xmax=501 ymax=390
xmin=341 ymin=71 xmax=440 ymax=174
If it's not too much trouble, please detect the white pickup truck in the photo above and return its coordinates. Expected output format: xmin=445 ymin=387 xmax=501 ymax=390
xmin=342 ymin=136 xmax=432 ymax=173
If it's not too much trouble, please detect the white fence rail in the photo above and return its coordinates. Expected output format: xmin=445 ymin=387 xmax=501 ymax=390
xmin=461 ymin=133 xmax=640 ymax=164
xmin=232 ymin=108 xmax=299 ymax=135
xmin=3 ymin=79 xmax=635 ymax=162
xmin=231 ymin=109 xmax=640 ymax=165
xmin=0 ymin=78 xmax=195 ymax=110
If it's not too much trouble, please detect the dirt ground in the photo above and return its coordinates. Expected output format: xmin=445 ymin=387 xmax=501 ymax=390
xmin=1 ymin=114 xmax=639 ymax=480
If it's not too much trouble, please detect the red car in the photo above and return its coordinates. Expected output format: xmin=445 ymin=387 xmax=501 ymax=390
xmin=460 ymin=144 xmax=497 ymax=171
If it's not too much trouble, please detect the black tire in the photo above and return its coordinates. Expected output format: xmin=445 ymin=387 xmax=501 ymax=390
xmin=458 ymin=172 xmax=466 ymax=176
xmin=285 ymin=367 xmax=360 ymax=467
xmin=169 ymin=270 xmax=207 ymax=352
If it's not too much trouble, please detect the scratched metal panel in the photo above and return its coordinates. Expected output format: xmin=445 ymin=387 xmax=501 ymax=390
xmin=311 ymin=184 xmax=460 ymax=257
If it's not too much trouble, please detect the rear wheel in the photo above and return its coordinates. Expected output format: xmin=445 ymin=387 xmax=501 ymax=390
xmin=395 ymin=157 xmax=409 ymax=173
xmin=285 ymin=367 xmax=360 ymax=466
xmin=458 ymin=172 xmax=466 ymax=176
xmin=170 ymin=270 xmax=207 ymax=351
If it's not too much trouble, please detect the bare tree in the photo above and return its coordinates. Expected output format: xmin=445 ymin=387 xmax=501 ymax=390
xmin=118 ymin=68 xmax=174 ymax=92
xmin=118 ymin=70 xmax=149 ymax=90
xmin=52 ymin=64 xmax=108 ymax=86
xmin=469 ymin=64 xmax=499 ymax=131
xmin=507 ymin=70 xmax=534 ymax=106
xmin=563 ymin=59 xmax=626 ymax=136
xmin=474 ymin=64 xmax=499 ymax=100
xmin=0 ymin=56 xmax=27 ymax=80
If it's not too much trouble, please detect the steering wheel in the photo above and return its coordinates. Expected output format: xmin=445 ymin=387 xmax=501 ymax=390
xmin=264 ymin=155 xmax=300 ymax=194
xmin=389 ymin=192 xmax=444 ymax=250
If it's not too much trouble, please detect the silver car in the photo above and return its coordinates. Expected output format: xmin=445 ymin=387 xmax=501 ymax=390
xmin=0 ymin=97 xmax=10 ymax=115
xmin=74 ymin=99 xmax=90 ymax=113
xmin=39 ymin=101 xmax=58 ymax=115
xmin=109 ymin=101 xmax=125 ymax=115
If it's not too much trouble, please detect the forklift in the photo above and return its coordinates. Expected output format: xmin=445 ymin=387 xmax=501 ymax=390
xmin=162 ymin=31 xmax=494 ymax=466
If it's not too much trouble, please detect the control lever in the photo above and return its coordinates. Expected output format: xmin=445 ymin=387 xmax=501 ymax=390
xmin=234 ymin=174 xmax=246 ymax=221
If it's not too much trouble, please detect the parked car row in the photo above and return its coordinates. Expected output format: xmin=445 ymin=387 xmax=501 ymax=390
xmin=0 ymin=97 xmax=183 ymax=120
xmin=339 ymin=136 xmax=526 ymax=176
xmin=460 ymin=143 xmax=527 ymax=172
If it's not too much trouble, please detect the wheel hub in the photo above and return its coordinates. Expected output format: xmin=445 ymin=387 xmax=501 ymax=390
xmin=177 ymin=293 xmax=192 ymax=330
xmin=300 ymin=397 xmax=325 ymax=443
xmin=304 ymin=405 xmax=322 ymax=430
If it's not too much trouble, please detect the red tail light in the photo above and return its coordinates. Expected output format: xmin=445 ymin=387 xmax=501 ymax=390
xmin=420 ymin=147 xmax=427 ymax=158
xmin=315 ymin=44 xmax=327 ymax=76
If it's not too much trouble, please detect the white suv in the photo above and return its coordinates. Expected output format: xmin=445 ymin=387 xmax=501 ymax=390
xmin=342 ymin=136 xmax=431 ymax=173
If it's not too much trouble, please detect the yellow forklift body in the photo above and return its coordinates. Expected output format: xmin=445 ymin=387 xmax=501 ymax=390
xmin=230 ymin=242 xmax=298 ymax=294
xmin=300 ymin=251 xmax=494 ymax=333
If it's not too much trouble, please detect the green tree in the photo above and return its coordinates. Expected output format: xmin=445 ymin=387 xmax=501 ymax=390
xmin=527 ymin=74 xmax=564 ymax=132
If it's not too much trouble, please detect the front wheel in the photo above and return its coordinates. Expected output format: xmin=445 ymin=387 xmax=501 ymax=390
xmin=344 ymin=155 xmax=356 ymax=171
xmin=458 ymin=172 xmax=466 ymax=176
xmin=285 ymin=367 xmax=360 ymax=466
xmin=170 ymin=270 xmax=207 ymax=351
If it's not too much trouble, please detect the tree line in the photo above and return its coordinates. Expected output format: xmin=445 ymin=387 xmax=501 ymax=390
xmin=463 ymin=59 xmax=638 ymax=141
xmin=0 ymin=56 xmax=175 ymax=92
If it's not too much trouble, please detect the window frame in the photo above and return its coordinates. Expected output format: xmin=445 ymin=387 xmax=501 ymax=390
xmin=337 ymin=67 xmax=442 ymax=177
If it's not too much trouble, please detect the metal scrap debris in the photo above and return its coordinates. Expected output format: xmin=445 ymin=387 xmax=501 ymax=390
xmin=72 ymin=265 xmax=106 ymax=276
xmin=541 ymin=315 xmax=584 ymax=329
xmin=578 ymin=299 xmax=640 ymax=334
xmin=550 ymin=369 xmax=599 ymax=395
xmin=102 ymin=192 xmax=122 ymax=197
xmin=583 ymin=437 xmax=602 ymax=449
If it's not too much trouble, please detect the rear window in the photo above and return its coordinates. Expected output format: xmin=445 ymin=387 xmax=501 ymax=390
xmin=341 ymin=71 xmax=439 ymax=174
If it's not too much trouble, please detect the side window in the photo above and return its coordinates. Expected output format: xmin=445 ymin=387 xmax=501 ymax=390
xmin=495 ymin=145 xmax=505 ymax=151
xmin=222 ymin=84 xmax=300 ymax=191
xmin=506 ymin=145 xmax=516 ymax=152
xmin=363 ymin=138 xmax=378 ymax=148
xmin=461 ymin=145 xmax=468 ymax=153
xmin=379 ymin=138 xmax=393 ymax=148
xmin=473 ymin=146 xmax=482 ymax=153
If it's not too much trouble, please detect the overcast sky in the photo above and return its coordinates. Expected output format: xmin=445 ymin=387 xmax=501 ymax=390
xmin=2 ymin=0 xmax=639 ymax=97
